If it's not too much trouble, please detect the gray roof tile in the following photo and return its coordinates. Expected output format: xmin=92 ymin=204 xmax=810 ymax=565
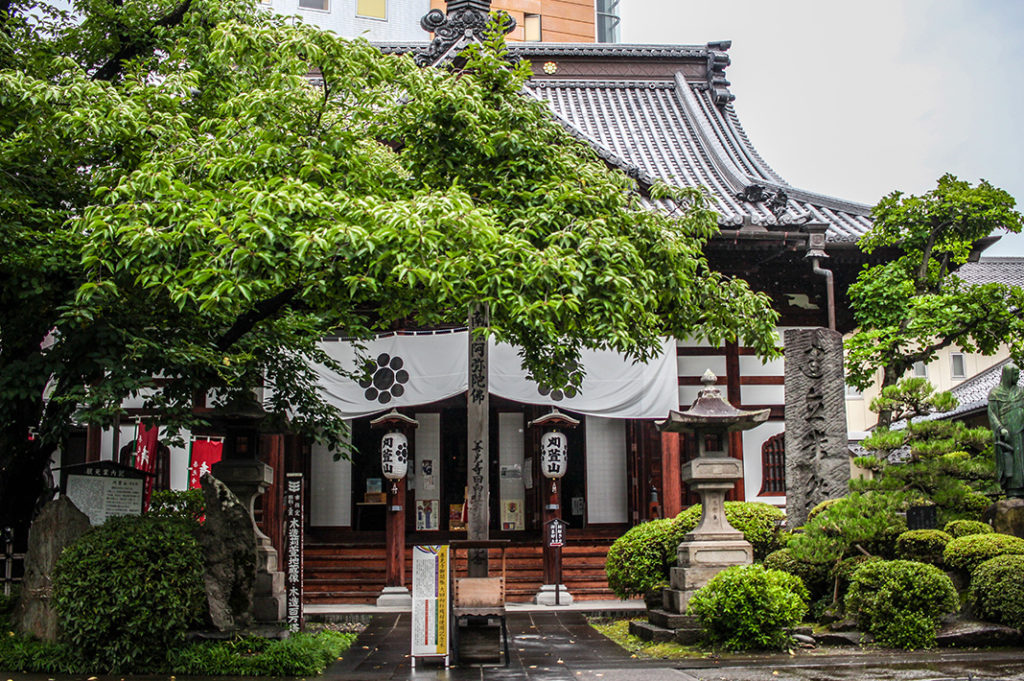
xmin=955 ymin=257 xmax=1024 ymax=288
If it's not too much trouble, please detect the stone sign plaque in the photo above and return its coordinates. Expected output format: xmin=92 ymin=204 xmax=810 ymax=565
xmin=784 ymin=328 xmax=849 ymax=527
xmin=62 ymin=462 xmax=147 ymax=526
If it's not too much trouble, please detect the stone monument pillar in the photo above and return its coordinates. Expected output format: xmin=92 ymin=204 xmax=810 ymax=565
xmin=784 ymin=328 xmax=849 ymax=528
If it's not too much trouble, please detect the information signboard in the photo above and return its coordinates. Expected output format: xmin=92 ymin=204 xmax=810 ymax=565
xmin=63 ymin=461 xmax=146 ymax=526
xmin=284 ymin=473 xmax=304 ymax=633
xmin=411 ymin=545 xmax=449 ymax=666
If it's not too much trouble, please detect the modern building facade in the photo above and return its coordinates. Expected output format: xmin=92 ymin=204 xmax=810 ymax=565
xmin=264 ymin=0 xmax=614 ymax=43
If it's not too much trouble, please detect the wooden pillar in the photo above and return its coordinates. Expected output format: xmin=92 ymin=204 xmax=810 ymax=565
xmin=85 ymin=424 xmax=102 ymax=462
xmin=542 ymin=480 xmax=560 ymax=583
xmin=385 ymin=477 xmax=407 ymax=587
xmin=660 ymin=431 xmax=682 ymax=517
xmin=724 ymin=342 xmax=746 ymax=502
xmin=467 ymin=304 xmax=489 ymax=577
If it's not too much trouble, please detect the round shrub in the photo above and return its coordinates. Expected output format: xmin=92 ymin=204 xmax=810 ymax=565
xmin=607 ymin=502 xmax=786 ymax=597
xmin=688 ymin=564 xmax=808 ymax=651
xmin=943 ymin=533 xmax=1024 ymax=577
xmin=763 ymin=548 xmax=831 ymax=600
xmin=895 ymin=529 xmax=952 ymax=567
xmin=943 ymin=519 xmax=993 ymax=539
xmin=53 ymin=515 xmax=206 ymax=672
xmin=969 ymin=554 xmax=1024 ymax=630
xmin=844 ymin=560 xmax=958 ymax=649
xmin=665 ymin=502 xmax=785 ymax=560
xmin=605 ymin=518 xmax=673 ymax=598
xmin=831 ymin=555 xmax=884 ymax=601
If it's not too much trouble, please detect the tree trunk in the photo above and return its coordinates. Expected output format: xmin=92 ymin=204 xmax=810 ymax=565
xmin=874 ymin=365 xmax=902 ymax=429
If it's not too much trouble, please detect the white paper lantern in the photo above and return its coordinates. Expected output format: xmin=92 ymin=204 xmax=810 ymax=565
xmin=381 ymin=431 xmax=408 ymax=480
xmin=540 ymin=431 xmax=568 ymax=479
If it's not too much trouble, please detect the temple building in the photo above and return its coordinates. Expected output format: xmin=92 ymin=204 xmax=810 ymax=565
xmin=63 ymin=2 xmax=899 ymax=606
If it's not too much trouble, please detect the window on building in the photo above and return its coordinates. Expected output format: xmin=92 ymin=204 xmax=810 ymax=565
xmin=523 ymin=13 xmax=541 ymax=41
xmin=758 ymin=432 xmax=785 ymax=496
xmin=596 ymin=0 xmax=619 ymax=43
xmin=299 ymin=0 xmax=328 ymax=11
xmin=913 ymin=360 xmax=928 ymax=378
xmin=356 ymin=0 xmax=386 ymax=19
xmin=951 ymin=353 xmax=966 ymax=379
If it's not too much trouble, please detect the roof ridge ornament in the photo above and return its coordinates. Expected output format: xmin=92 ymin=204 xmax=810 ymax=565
xmin=416 ymin=1 xmax=517 ymax=67
xmin=736 ymin=183 xmax=790 ymax=219
xmin=705 ymin=41 xmax=735 ymax=106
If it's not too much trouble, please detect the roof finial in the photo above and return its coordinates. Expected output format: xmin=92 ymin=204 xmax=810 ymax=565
xmin=416 ymin=0 xmax=516 ymax=67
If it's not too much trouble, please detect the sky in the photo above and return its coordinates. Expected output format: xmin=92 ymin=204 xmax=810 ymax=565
xmin=620 ymin=0 xmax=1024 ymax=256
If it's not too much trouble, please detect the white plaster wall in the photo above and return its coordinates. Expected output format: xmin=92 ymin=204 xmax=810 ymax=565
xmin=585 ymin=416 xmax=627 ymax=524
xmin=310 ymin=436 xmax=352 ymax=526
xmin=741 ymin=420 xmax=786 ymax=507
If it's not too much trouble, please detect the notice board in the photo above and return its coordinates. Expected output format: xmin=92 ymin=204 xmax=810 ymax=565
xmin=411 ymin=545 xmax=449 ymax=663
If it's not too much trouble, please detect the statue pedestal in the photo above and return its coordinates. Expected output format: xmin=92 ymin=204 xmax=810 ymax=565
xmin=984 ymin=498 xmax=1024 ymax=539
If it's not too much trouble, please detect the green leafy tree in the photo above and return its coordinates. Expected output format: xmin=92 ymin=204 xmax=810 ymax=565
xmin=0 ymin=0 xmax=779 ymax=535
xmin=845 ymin=174 xmax=1024 ymax=428
xmin=852 ymin=379 xmax=997 ymax=525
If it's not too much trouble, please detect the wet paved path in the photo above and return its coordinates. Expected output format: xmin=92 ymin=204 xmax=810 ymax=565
xmin=324 ymin=612 xmax=1024 ymax=681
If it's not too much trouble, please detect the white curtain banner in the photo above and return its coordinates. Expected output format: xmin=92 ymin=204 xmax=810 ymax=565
xmin=316 ymin=332 xmax=467 ymax=419
xmin=315 ymin=332 xmax=678 ymax=419
xmin=488 ymin=337 xmax=678 ymax=419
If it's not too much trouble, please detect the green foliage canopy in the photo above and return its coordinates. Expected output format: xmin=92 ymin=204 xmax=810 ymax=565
xmin=0 ymin=0 xmax=779 ymax=531
xmin=845 ymin=174 xmax=1024 ymax=427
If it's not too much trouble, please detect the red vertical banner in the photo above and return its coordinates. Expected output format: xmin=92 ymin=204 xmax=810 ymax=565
xmin=189 ymin=439 xmax=223 ymax=489
xmin=134 ymin=423 xmax=160 ymax=511
xmin=284 ymin=473 xmax=304 ymax=633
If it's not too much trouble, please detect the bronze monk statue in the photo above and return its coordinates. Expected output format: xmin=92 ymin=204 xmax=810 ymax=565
xmin=988 ymin=363 xmax=1024 ymax=499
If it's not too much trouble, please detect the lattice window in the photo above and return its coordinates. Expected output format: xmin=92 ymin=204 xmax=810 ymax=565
xmin=758 ymin=433 xmax=786 ymax=496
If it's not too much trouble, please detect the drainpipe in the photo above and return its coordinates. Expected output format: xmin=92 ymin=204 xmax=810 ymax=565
xmin=803 ymin=223 xmax=835 ymax=331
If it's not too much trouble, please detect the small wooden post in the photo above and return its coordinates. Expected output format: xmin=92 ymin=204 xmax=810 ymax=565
xmin=386 ymin=477 xmax=407 ymax=587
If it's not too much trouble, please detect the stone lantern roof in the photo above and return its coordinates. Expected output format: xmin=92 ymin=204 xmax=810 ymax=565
xmin=657 ymin=370 xmax=769 ymax=434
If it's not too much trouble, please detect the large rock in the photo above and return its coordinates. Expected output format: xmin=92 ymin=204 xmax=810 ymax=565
xmin=198 ymin=473 xmax=256 ymax=631
xmin=12 ymin=497 xmax=91 ymax=641
xmin=936 ymin=618 xmax=1024 ymax=647
xmin=784 ymin=328 xmax=850 ymax=527
xmin=983 ymin=498 xmax=1024 ymax=539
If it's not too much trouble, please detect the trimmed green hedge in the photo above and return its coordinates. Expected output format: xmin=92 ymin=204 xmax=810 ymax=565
xmin=943 ymin=533 xmax=1024 ymax=577
xmin=762 ymin=548 xmax=831 ymax=600
xmin=895 ymin=529 xmax=952 ymax=567
xmin=688 ymin=564 xmax=808 ymax=651
xmin=845 ymin=560 xmax=958 ymax=649
xmin=970 ymin=554 xmax=1024 ymax=631
xmin=53 ymin=515 xmax=206 ymax=672
xmin=943 ymin=519 xmax=993 ymax=539
xmin=606 ymin=502 xmax=785 ymax=599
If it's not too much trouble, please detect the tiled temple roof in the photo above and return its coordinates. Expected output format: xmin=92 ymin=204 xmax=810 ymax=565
xmin=376 ymin=40 xmax=875 ymax=243
xmin=955 ymin=257 xmax=1024 ymax=288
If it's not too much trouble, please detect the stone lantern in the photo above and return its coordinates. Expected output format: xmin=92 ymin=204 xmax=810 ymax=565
xmin=204 ymin=393 xmax=285 ymax=623
xmin=657 ymin=370 xmax=769 ymax=613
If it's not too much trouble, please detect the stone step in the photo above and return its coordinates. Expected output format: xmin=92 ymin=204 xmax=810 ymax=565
xmin=647 ymin=608 xmax=697 ymax=630
xmin=628 ymin=620 xmax=675 ymax=643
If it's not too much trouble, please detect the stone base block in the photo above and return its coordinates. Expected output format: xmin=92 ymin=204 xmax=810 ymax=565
xmin=533 ymin=584 xmax=574 ymax=606
xmin=662 ymin=587 xmax=693 ymax=614
xmin=255 ymin=568 xmax=284 ymax=594
xmin=376 ymin=586 xmax=412 ymax=607
xmin=648 ymin=608 xmax=693 ymax=630
xmin=669 ymin=565 xmax=729 ymax=592
xmin=253 ymin=593 xmax=284 ymax=622
xmin=677 ymin=538 xmax=753 ymax=568
xmin=629 ymin=620 xmax=675 ymax=643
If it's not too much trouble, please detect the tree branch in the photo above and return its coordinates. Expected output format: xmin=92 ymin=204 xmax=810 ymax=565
xmin=215 ymin=288 xmax=299 ymax=351
xmin=91 ymin=0 xmax=194 ymax=82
